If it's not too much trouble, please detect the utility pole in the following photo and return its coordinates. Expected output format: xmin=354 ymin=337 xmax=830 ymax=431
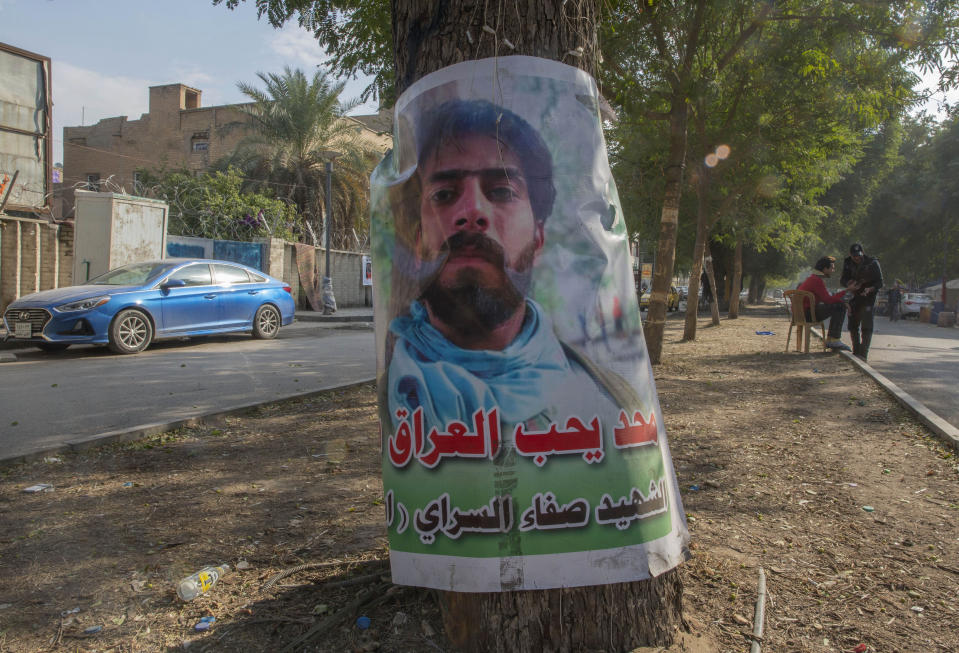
xmin=322 ymin=157 xmax=338 ymax=314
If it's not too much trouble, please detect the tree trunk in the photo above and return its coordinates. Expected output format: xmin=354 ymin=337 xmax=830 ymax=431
xmin=729 ymin=239 xmax=742 ymax=318
xmin=754 ymin=277 xmax=765 ymax=303
xmin=392 ymin=0 xmax=599 ymax=96
xmin=644 ymin=96 xmax=688 ymax=363
xmin=391 ymin=2 xmax=684 ymax=650
xmin=704 ymin=243 xmax=721 ymax=326
xmin=682 ymin=163 xmax=710 ymax=341
xmin=441 ymin=572 xmax=684 ymax=653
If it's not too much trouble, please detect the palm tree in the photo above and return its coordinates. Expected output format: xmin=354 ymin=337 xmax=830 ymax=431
xmin=229 ymin=66 xmax=379 ymax=248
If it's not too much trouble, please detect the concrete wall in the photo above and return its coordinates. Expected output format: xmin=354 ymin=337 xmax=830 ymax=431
xmin=167 ymin=235 xmax=264 ymax=272
xmin=259 ymin=238 xmax=372 ymax=309
xmin=0 ymin=216 xmax=73 ymax=314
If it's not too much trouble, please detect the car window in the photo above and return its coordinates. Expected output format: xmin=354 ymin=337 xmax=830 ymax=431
xmin=168 ymin=264 xmax=213 ymax=287
xmin=213 ymin=264 xmax=253 ymax=285
xmin=92 ymin=262 xmax=174 ymax=285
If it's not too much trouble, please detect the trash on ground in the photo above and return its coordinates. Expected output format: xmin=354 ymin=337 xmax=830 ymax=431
xmin=356 ymin=615 xmax=371 ymax=630
xmin=83 ymin=625 xmax=102 ymax=634
xmin=755 ymin=331 xmax=775 ymax=335
xmin=23 ymin=484 xmax=53 ymax=493
xmin=862 ymin=506 xmax=875 ymax=512
xmin=176 ymin=564 xmax=231 ymax=602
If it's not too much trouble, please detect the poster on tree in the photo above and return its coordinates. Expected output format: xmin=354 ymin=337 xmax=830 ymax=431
xmin=370 ymin=56 xmax=689 ymax=592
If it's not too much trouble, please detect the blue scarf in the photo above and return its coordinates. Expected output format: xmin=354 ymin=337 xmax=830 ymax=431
xmin=388 ymin=300 xmax=577 ymax=430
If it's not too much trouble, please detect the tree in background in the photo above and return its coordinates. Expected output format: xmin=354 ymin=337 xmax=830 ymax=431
xmin=829 ymin=113 xmax=959 ymax=287
xmin=601 ymin=0 xmax=959 ymax=359
xmin=225 ymin=66 xmax=380 ymax=248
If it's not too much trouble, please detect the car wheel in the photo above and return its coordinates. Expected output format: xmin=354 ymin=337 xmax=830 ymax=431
xmin=108 ymin=309 xmax=153 ymax=354
xmin=37 ymin=342 xmax=70 ymax=353
xmin=253 ymin=304 xmax=281 ymax=339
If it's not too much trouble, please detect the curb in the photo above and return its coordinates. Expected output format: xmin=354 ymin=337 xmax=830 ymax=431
xmin=297 ymin=314 xmax=373 ymax=323
xmin=809 ymin=327 xmax=959 ymax=451
xmin=839 ymin=351 xmax=959 ymax=451
xmin=0 ymin=377 xmax=377 ymax=467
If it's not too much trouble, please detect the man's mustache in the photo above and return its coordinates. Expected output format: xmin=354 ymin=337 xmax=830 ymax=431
xmin=439 ymin=231 xmax=506 ymax=268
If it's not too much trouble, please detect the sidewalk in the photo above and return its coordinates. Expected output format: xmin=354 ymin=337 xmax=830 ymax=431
xmin=296 ymin=306 xmax=373 ymax=323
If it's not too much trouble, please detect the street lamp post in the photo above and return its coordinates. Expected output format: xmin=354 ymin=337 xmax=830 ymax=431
xmin=322 ymin=154 xmax=340 ymax=315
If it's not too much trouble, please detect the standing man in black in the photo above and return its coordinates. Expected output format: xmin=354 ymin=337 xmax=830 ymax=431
xmin=840 ymin=243 xmax=883 ymax=360
xmin=887 ymin=282 xmax=903 ymax=322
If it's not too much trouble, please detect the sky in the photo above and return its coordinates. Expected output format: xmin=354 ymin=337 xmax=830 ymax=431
xmin=0 ymin=0 xmax=379 ymax=164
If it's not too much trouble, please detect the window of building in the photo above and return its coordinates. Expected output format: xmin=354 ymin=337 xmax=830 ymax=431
xmin=191 ymin=131 xmax=210 ymax=153
xmin=86 ymin=173 xmax=100 ymax=192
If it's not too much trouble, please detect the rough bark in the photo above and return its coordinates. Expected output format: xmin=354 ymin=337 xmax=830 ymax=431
xmin=392 ymin=0 xmax=599 ymax=97
xmin=729 ymin=239 xmax=742 ymax=318
xmin=682 ymin=158 xmax=710 ymax=341
xmin=644 ymin=97 xmax=687 ymax=363
xmin=390 ymin=2 xmax=684 ymax=650
xmin=441 ymin=570 xmax=685 ymax=653
xmin=704 ymin=242 xmax=721 ymax=326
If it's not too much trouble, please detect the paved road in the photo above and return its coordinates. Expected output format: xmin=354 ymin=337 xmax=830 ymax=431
xmin=865 ymin=318 xmax=959 ymax=430
xmin=0 ymin=322 xmax=376 ymax=460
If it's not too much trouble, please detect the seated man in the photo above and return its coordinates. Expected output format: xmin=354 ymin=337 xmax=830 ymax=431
xmin=797 ymin=256 xmax=850 ymax=351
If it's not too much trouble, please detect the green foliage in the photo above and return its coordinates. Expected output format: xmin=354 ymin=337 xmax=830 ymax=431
xmin=831 ymin=114 xmax=959 ymax=286
xmin=601 ymin=0 xmax=959 ymax=298
xmin=137 ymin=167 xmax=299 ymax=241
xmin=223 ymin=66 xmax=381 ymax=248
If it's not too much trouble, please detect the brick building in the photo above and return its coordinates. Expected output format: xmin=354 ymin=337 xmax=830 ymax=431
xmin=61 ymin=83 xmax=391 ymax=216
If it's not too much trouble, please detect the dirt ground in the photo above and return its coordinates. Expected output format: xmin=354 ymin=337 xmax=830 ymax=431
xmin=1 ymin=304 xmax=957 ymax=653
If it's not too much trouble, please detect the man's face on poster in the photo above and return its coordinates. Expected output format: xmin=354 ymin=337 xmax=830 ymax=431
xmin=415 ymin=134 xmax=545 ymax=330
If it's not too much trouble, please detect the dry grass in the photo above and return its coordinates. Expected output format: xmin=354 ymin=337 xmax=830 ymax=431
xmin=0 ymin=305 xmax=956 ymax=652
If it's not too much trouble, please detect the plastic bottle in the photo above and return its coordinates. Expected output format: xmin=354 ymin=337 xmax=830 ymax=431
xmin=176 ymin=564 xmax=230 ymax=601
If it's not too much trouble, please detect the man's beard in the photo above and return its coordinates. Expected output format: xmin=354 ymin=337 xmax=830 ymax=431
xmin=420 ymin=231 xmax=536 ymax=334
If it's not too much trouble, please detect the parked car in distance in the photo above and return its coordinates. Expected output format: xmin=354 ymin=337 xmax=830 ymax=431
xmin=2 ymin=259 xmax=295 ymax=354
xmin=639 ymin=286 xmax=680 ymax=311
xmin=901 ymin=292 xmax=933 ymax=317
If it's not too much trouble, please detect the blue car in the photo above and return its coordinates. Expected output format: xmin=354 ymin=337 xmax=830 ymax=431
xmin=2 ymin=258 xmax=295 ymax=354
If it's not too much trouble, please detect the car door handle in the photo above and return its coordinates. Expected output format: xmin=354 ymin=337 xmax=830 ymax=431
xmin=204 ymin=294 xmax=217 ymax=300
xmin=247 ymin=290 xmax=260 ymax=295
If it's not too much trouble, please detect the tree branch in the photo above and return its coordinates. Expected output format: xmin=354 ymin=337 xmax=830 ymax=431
xmin=715 ymin=2 xmax=774 ymax=72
